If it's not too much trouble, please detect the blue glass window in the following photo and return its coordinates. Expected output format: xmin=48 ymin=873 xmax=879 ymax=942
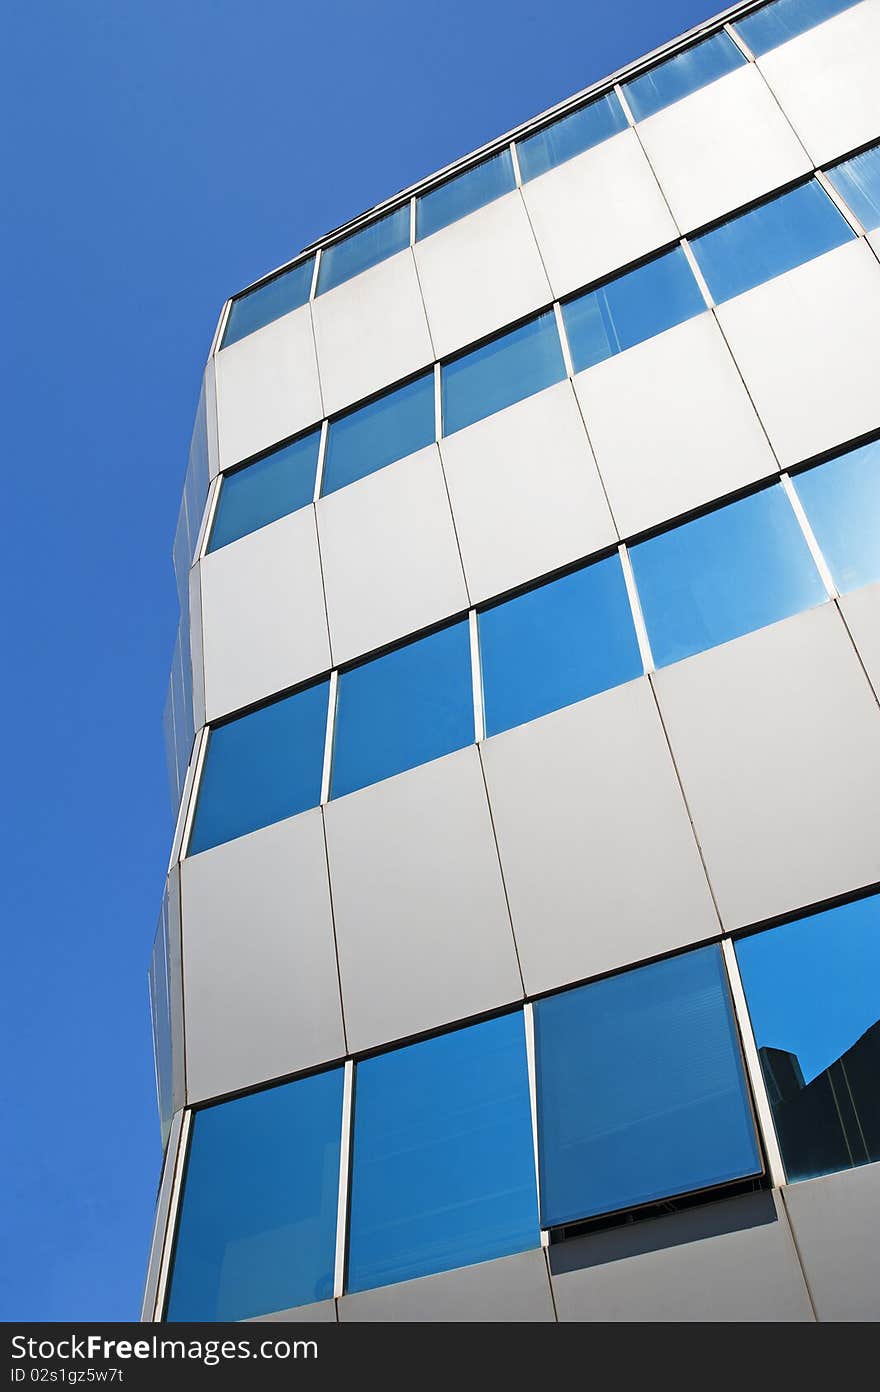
xmin=562 ymin=247 xmax=705 ymax=373
xmin=623 ymin=31 xmax=746 ymax=123
xmin=534 ymin=946 xmax=761 ymax=1228
xmin=827 ymin=143 xmax=880 ymax=232
xmin=167 ymin=1070 xmax=344 ymax=1321
xmin=735 ymin=0 xmax=862 ymax=56
xmin=322 ymin=373 xmax=435 ymax=496
xmin=629 ymin=485 xmax=826 ymax=669
xmin=221 ymin=259 xmax=314 ymax=348
xmin=417 ymin=149 xmax=516 ymax=240
xmin=331 ymin=622 xmax=473 ymax=799
xmin=517 ymin=92 xmax=628 ymax=182
xmin=793 ymin=439 xmax=880 ymax=593
xmin=346 ymin=1013 xmax=539 ymax=1293
xmin=479 ymin=556 xmax=643 ymax=738
xmin=189 ymin=682 xmax=328 ymax=855
xmin=442 ymin=311 xmax=566 ymax=436
xmin=736 ymin=895 xmax=880 ymax=1183
xmin=317 ymin=206 xmax=411 ymax=295
xmin=690 ymin=181 xmax=855 ymax=304
xmin=208 ymin=431 xmax=321 ymax=552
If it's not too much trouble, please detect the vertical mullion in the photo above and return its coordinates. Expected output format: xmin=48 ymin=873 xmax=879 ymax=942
xmin=320 ymin=670 xmax=339 ymax=806
xmin=523 ymin=1003 xmax=548 ymax=1246
xmin=334 ymin=1059 xmax=355 ymax=1299
xmin=721 ymin=938 xmax=787 ymax=1189
xmin=780 ymin=472 xmax=839 ymax=599
xmin=618 ymin=543 xmax=655 ymax=674
xmin=469 ymin=609 xmax=485 ymax=744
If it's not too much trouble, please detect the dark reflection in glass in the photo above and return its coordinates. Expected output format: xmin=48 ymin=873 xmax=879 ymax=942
xmin=736 ymin=895 xmax=880 ymax=1183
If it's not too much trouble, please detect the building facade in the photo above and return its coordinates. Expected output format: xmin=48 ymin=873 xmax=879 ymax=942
xmin=144 ymin=0 xmax=880 ymax=1323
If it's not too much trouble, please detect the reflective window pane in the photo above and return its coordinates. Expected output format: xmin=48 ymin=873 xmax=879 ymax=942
xmin=322 ymin=373 xmax=435 ymax=496
xmin=441 ymin=311 xmax=566 ymax=436
xmin=827 ymin=142 xmax=880 ymax=232
xmin=690 ymin=180 xmax=855 ymax=304
xmin=793 ymin=439 xmax=880 ymax=593
xmin=517 ymin=92 xmax=628 ymax=182
xmin=479 ymin=556 xmax=643 ymax=738
xmin=331 ymin=622 xmax=473 ymax=799
xmin=189 ymin=682 xmax=328 ymax=854
xmin=346 ymin=1013 xmax=539 ymax=1293
xmin=735 ymin=0 xmax=862 ymax=56
xmin=562 ymin=247 xmax=705 ymax=374
xmin=534 ymin=946 xmax=761 ymax=1229
xmin=221 ymin=260 xmax=314 ymax=348
xmin=736 ymin=895 xmax=880 ymax=1183
xmin=167 ymin=1070 xmax=344 ymax=1320
xmin=317 ymin=206 xmax=411 ymax=295
xmin=629 ymin=485 xmax=826 ymax=669
xmin=623 ymin=31 xmax=746 ymax=122
xmin=208 ymin=431 xmax=321 ymax=552
xmin=417 ymin=149 xmax=516 ymax=240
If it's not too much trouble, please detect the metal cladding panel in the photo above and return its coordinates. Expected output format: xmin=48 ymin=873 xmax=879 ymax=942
xmin=439 ymin=380 xmax=617 ymax=604
xmin=247 ymin=1300 xmax=338 ymax=1323
xmin=653 ymin=604 xmax=880 ymax=930
xmin=635 ymin=63 xmax=811 ymax=234
xmin=215 ymin=305 xmax=322 ymax=471
xmin=481 ymin=678 xmax=719 ymax=996
xmin=839 ymin=582 xmax=880 ymax=703
xmin=521 ymin=128 xmax=678 ymax=300
xmin=413 ymin=192 xmax=552 ymax=360
xmin=782 ymin=1162 xmax=880 ymax=1322
xmin=312 ymin=251 xmax=434 ymax=417
xmin=317 ymin=445 xmax=469 ymax=667
xmin=324 ymin=746 xmax=523 ymax=1055
xmin=551 ymin=1191 xmax=814 ymax=1321
xmin=181 ymin=808 xmax=345 ymax=1104
xmin=200 ymin=507 xmax=330 ymax=722
xmin=339 ymin=1248 xmax=554 ymax=1322
xmin=574 ymin=311 xmax=778 ymax=539
xmin=716 ymin=241 xmax=880 ymax=470
xmin=757 ymin=0 xmax=880 ymax=166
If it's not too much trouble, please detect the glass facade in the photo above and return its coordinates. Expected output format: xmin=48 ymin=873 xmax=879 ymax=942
xmin=167 ymin=1070 xmax=344 ymax=1321
xmin=208 ymin=431 xmax=321 ymax=551
xmin=441 ymin=311 xmax=567 ymax=435
xmin=562 ymin=247 xmax=706 ymax=373
xmin=479 ymin=556 xmax=643 ymax=736
xmin=691 ymin=180 xmax=855 ymax=303
xmin=534 ymin=947 xmax=762 ymax=1227
xmin=188 ymin=683 xmax=328 ymax=854
xmin=417 ymin=150 xmax=517 ymax=240
xmin=346 ymin=1014 xmax=539 ymax=1292
xmin=737 ymin=896 xmax=880 ymax=1182
xmin=734 ymin=0 xmax=863 ymax=55
xmin=322 ymin=373 xmax=435 ymax=496
xmin=629 ymin=485 xmax=827 ymax=667
xmin=623 ymin=31 xmax=746 ymax=122
xmin=151 ymin=0 xmax=880 ymax=1325
xmin=221 ymin=260 xmax=314 ymax=348
xmin=517 ymin=93 xmax=628 ymax=181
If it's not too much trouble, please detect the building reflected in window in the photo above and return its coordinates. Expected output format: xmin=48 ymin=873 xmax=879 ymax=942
xmin=737 ymin=894 xmax=880 ymax=1184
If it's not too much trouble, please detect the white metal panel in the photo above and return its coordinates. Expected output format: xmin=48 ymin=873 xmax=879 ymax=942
xmin=317 ymin=444 xmax=468 ymax=667
xmin=311 ymin=250 xmax=434 ymax=417
xmin=573 ymin=312 xmax=778 ymax=537
xmin=717 ymin=240 xmax=880 ymax=470
xmin=439 ymin=380 xmax=617 ymax=603
xmin=783 ymin=1163 xmax=880 ymax=1322
xmin=340 ymin=1249 xmax=554 ymax=1322
xmin=200 ymin=506 xmax=331 ymax=721
xmin=323 ymin=747 xmax=523 ymax=1055
xmin=635 ymin=62 xmax=811 ymax=233
xmin=757 ymin=0 xmax=880 ymax=166
xmin=215 ymin=305 xmax=322 ymax=471
xmin=181 ymin=808 xmax=345 ymax=1104
xmin=413 ymin=192 xmax=552 ymax=359
xmin=653 ymin=604 xmax=880 ymax=930
xmin=520 ymin=128 xmax=678 ymax=299
xmin=480 ymin=678 xmax=719 ymax=995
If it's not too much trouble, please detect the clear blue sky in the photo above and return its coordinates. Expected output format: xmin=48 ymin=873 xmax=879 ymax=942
xmin=1 ymin=0 xmax=726 ymax=1321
